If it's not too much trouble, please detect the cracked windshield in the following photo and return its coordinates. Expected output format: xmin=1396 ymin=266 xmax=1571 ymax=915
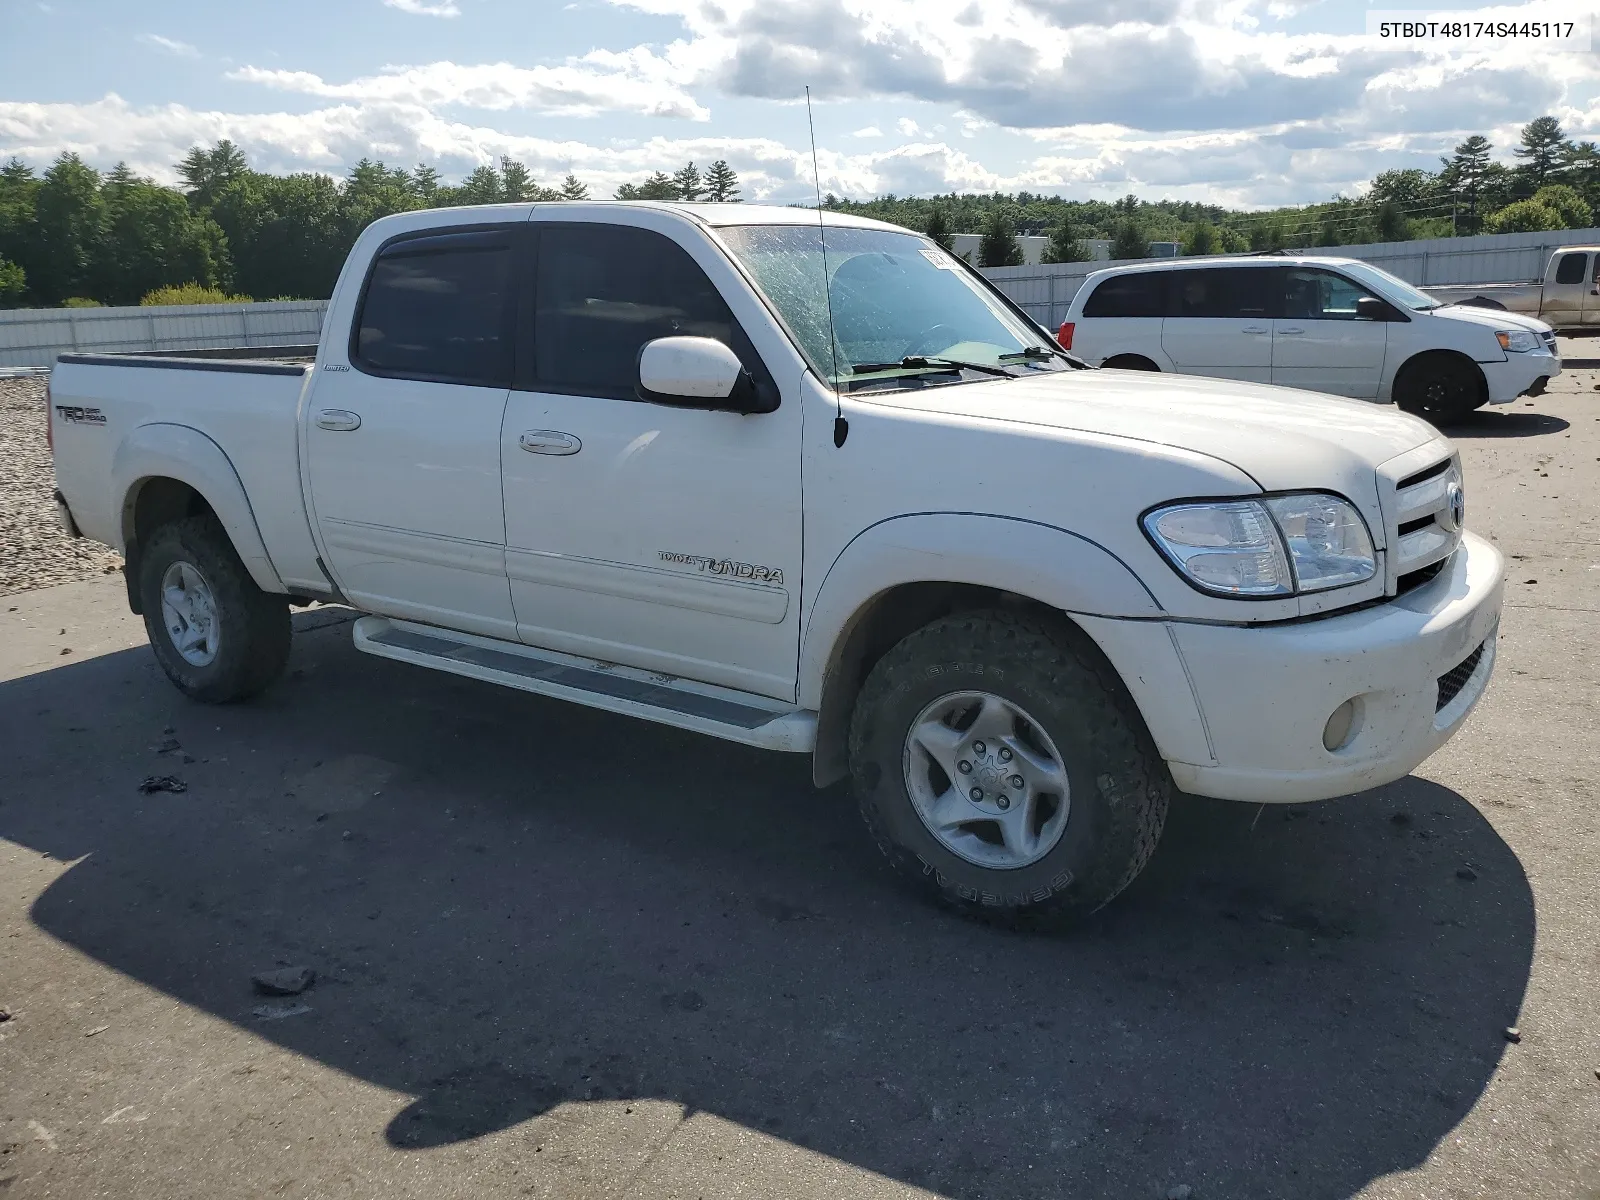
xmin=717 ymin=225 xmax=1066 ymax=387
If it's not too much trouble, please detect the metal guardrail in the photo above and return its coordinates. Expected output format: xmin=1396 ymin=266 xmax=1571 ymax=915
xmin=0 ymin=300 xmax=328 ymax=369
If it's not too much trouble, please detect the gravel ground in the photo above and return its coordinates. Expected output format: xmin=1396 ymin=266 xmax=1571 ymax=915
xmin=0 ymin=377 xmax=121 ymax=596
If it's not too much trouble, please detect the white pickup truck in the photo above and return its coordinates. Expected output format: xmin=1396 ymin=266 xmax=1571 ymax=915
xmin=48 ymin=201 xmax=1502 ymax=927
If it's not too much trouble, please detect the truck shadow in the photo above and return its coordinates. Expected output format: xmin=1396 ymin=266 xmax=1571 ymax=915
xmin=1 ymin=617 xmax=1534 ymax=1200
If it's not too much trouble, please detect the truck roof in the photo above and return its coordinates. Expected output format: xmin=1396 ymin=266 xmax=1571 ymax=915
xmin=1084 ymin=254 xmax=1376 ymax=278
xmin=380 ymin=199 xmax=912 ymax=234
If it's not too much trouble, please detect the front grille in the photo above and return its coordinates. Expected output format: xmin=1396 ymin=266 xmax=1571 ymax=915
xmin=1381 ymin=451 xmax=1463 ymax=593
xmin=1436 ymin=642 xmax=1486 ymax=711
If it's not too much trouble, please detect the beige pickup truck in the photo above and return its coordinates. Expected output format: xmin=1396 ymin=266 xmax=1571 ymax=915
xmin=1426 ymin=245 xmax=1600 ymax=331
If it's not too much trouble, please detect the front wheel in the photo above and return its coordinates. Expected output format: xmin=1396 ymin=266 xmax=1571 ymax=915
xmin=1394 ymin=354 xmax=1487 ymax=423
xmin=138 ymin=514 xmax=291 ymax=703
xmin=848 ymin=609 xmax=1170 ymax=928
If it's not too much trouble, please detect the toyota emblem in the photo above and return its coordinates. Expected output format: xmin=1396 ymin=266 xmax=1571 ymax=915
xmin=1440 ymin=481 xmax=1465 ymax=533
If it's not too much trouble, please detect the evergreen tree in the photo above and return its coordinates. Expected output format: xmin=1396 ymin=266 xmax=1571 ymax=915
xmin=924 ymin=205 xmax=954 ymax=251
xmin=672 ymin=162 xmax=704 ymax=200
xmin=1042 ymin=214 xmax=1088 ymax=263
xmin=616 ymin=172 xmax=680 ymax=200
xmin=558 ymin=173 xmax=589 ymax=200
xmin=977 ymin=209 xmax=1024 ymax=266
xmin=176 ymin=140 xmax=248 ymax=210
xmin=1513 ymin=116 xmax=1569 ymax=192
xmin=411 ymin=164 xmax=441 ymax=202
xmin=704 ymin=159 xmax=740 ymax=202
xmin=1181 ymin=221 xmax=1219 ymax=255
xmin=456 ymin=165 xmax=505 ymax=205
xmin=499 ymin=156 xmax=535 ymax=202
xmin=1439 ymin=135 xmax=1492 ymax=233
xmin=1110 ymin=219 xmax=1147 ymax=260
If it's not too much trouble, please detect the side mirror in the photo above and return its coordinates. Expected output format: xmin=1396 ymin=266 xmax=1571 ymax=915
xmin=1354 ymin=296 xmax=1388 ymax=321
xmin=637 ymin=336 xmax=768 ymax=412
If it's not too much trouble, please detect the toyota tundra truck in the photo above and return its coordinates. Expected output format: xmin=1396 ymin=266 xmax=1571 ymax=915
xmin=47 ymin=201 xmax=1502 ymax=927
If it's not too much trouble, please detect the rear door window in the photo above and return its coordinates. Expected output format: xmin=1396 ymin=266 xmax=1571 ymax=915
xmin=1169 ymin=268 xmax=1275 ymax=318
xmin=352 ymin=229 xmax=516 ymax=386
xmin=1082 ymin=271 xmax=1168 ymax=318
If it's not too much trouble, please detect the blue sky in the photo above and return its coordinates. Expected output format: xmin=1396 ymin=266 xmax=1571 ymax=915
xmin=1 ymin=0 xmax=1594 ymax=207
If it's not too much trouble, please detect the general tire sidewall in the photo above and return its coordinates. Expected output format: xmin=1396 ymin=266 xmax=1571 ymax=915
xmin=139 ymin=521 xmax=270 ymax=702
xmin=855 ymin=655 xmax=1133 ymax=912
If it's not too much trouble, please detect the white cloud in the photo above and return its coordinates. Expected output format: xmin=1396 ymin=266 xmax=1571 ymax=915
xmin=383 ymin=0 xmax=462 ymax=15
xmin=137 ymin=34 xmax=199 ymax=57
xmin=851 ymin=125 xmax=881 ymax=138
xmin=895 ymin=117 xmax=920 ymax=136
xmin=230 ymin=54 xmax=710 ymax=120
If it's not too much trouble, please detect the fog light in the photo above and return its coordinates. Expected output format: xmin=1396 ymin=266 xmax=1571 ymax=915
xmin=1323 ymin=699 xmax=1357 ymax=752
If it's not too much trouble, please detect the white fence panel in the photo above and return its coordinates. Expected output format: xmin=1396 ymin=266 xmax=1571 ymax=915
xmin=982 ymin=226 xmax=1600 ymax=332
xmin=0 ymin=300 xmax=328 ymax=368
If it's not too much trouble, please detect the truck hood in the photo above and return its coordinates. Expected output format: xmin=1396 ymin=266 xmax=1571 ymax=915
xmin=863 ymin=368 xmax=1447 ymax=494
xmin=1432 ymin=304 xmax=1553 ymax=335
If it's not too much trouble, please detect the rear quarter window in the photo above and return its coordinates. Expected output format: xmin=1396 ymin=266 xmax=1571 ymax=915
xmin=1083 ymin=272 xmax=1168 ymax=318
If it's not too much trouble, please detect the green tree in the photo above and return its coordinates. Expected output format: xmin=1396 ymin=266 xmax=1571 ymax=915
xmin=616 ymin=172 xmax=680 ymax=200
xmin=32 ymin=153 xmax=104 ymax=304
xmin=1368 ymin=168 xmax=1439 ymax=209
xmin=924 ymin=205 xmax=954 ymax=251
xmin=211 ymin=170 xmax=346 ymax=300
xmin=1514 ymin=116 xmax=1569 ymax=192
xmin=0 ymin=255 xmax=24 ymax=307
xmin=410 ymin=164 xmax=441 ymax=202
xmin=140 ymin=282 xmax=251 ymax=306
xmin=1439 ymin=135 xmax=1493 ymax=233
xmin=499 ymin=156 xmax=542 ymax=202
xmin=1181 ymin=221 xmax=1219 ymax=255
xmin=454 ymin=165 xmax=505 ymax=205
xmin=95 ymin=165 xmax=228 ymax=304
xmin=558 ymin=173 xmax=589 ymax=200
xmin=176 ymin=140 xmax=248 ymax=210
xmin=704 ymin=160 xmax=740 ymax=202
xmin=1531 ymin=183 xmax=1591 ymax=228
xmin=1110 ymin=219 xmax=1146 ymax=260
xmin=672 ymin=162 xmax=704 ymax=200
xmin=1374 ymin=200 xmax=1410 ymax=241
xmin=1042 ymin=214 xmax=1088 ymax=262
xmin=1486 ymin=198 xmax=1564 ymax=233
xmin=977 ymin=209 xmax=1024 ymax=266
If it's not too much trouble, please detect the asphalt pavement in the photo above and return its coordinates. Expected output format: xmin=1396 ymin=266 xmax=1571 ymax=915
xmin=1 ymin=373 xmax=1596 ymax=1200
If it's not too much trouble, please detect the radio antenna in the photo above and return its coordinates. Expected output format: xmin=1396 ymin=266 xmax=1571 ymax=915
xmin=806 ymin=86 xmax=848 ymax=448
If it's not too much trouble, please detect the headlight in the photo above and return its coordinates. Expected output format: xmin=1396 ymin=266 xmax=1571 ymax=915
xmin=1143 ymin=494 xmax=1376 ymax=598
xmin=1496 ymin=329 xmax=1539 ymax=353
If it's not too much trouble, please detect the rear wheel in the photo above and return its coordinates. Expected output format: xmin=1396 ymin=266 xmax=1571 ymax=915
xmin=1394 ymin=353 xmax=1487 ymax=423
xmin=848 ymin=609 xmax=1170 ymax=929
xmin=138 ymin=514 xmax=291 ymax=703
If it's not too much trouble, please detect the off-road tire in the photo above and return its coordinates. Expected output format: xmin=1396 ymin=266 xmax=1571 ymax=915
xmin=138 ymin=514 xmax=291 ymax=703
xmin=848 ymin=609 xmax=1170 ymax=929
xmin=1394 ymin=353 xmax=1487 ymax=423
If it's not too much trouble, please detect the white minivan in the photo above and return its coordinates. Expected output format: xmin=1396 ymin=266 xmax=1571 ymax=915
xmin=1059 ymin=255 xmax=1561 ymax=421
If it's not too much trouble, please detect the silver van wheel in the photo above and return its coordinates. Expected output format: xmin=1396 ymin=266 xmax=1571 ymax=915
xmin=160 ymin=560 xmax=221 ymax=667
xmin=901 ymin=690 xmax=1072 ymax=870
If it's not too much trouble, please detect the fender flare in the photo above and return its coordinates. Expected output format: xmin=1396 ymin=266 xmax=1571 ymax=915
xmin=112 ymin=423 xmax=287 ymax=595
xmin=799 ymin=512 xmax=1162 ymax=712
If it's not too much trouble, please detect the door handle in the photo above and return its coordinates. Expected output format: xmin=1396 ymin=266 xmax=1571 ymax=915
xmin=1241 ymin=325 xmax=1268 ymax=335
xmin=519 ymin=430 xmax=582 ymax=456
xmin=1277 ymin=326 xmax=1306 ymax=336
xmin=316 ymin=409 xmax=362 ymax=431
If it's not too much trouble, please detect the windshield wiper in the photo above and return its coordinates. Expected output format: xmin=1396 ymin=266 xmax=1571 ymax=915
xmin=997 ymin=346 xmax=1055 ymax=362
xmin=849 ymin=355 xmax=1017 ymax=379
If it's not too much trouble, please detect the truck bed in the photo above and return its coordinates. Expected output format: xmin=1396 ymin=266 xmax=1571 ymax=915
xmin=49 ymin=348 xmax=325 ymax=600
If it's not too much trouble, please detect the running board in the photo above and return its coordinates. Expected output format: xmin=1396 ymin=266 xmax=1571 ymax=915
xmin=352 ymin=616 xmax=816 ymax=753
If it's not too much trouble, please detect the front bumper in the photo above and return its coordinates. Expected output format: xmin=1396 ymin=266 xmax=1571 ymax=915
xmin=1079 ymin=531 xmax=1503 ymax=803
xmin=1481 ymin=352 xmax=1561 ymax=405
